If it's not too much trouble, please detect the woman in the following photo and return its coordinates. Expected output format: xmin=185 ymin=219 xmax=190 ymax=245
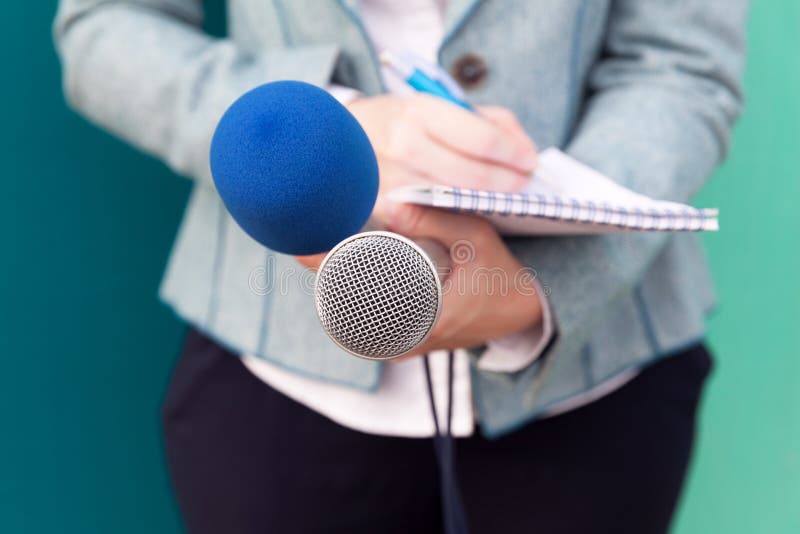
xmin=54 ymin=1 xmax=746 ymax=532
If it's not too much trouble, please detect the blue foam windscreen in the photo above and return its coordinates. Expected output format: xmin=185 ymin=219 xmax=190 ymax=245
xmin=210 ymin=81 xmax=379 ymax=255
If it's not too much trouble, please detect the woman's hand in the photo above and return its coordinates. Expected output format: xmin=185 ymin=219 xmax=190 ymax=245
xmin=385 ymin=202 xmax=543 ymax=357
xmin=297 ymin=203 xmax=544 ymax=356
xmin=346 ymin=94 xmax=538 ymax=222
xmin=295 ymin=95 xmax=544 ymax=350
xmin=294 ymin=95 xmax=539 ymax=270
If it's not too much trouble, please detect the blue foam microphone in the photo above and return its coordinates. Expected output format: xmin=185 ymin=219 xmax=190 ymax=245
xmin=210 ymin=81 xmax=379 ymax=255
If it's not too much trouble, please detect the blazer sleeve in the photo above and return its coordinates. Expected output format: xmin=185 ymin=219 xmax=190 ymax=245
xmin=53 ymin=0 xmax=341 ymax=185
xmin=505 ymin=0 xmax=747 ymax=364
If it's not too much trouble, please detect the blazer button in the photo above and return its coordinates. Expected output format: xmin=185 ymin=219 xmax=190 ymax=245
xmin=452 ymin=54 xmax=488 ymax=89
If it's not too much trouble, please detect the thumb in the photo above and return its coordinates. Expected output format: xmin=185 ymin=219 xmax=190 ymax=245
xmin=385 ymin=201 xmax=485 ymax=249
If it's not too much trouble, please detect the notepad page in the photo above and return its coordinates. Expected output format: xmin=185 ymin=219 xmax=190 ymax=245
xmin=530 ymin=148 xmax=678 ymax=210
xmin=388 ymin=148 xmax=718 ymax=234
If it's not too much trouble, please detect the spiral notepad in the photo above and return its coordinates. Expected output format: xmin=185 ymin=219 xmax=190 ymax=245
xmin=389 ymin=148 xmax=718 ymax=235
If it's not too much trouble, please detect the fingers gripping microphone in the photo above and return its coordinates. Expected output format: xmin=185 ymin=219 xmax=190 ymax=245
xmin=314 ymin=231 xmax=451 ymax=360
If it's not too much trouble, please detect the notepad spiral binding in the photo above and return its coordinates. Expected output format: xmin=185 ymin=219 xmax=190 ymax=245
xmin=445 ymin=187 xmax=718 ymax=232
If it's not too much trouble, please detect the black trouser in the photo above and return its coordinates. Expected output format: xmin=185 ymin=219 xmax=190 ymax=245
xmin=162 ymin=330 xmax=712 ymax=534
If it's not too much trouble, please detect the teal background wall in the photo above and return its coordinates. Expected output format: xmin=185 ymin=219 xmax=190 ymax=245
xmin=1 ymin=2 xmax=797 ymax=533
xmin=672 ymin=3 xmax=800 ymax=532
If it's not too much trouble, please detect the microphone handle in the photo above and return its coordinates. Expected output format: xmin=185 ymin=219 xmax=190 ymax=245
xmin=414 ymin=238 xmax=451 ymax=281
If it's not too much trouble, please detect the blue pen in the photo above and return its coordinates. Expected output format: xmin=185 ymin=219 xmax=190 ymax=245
xmin=379 ymin=50 xmax=474 ymax=111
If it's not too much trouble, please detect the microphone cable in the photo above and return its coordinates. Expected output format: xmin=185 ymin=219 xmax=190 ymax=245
xmin=423 ymin=352 xmax=469 ymax=534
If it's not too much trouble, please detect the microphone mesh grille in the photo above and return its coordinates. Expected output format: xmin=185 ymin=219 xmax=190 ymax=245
xmin=315 ymin=234 xmax=440 ymax=359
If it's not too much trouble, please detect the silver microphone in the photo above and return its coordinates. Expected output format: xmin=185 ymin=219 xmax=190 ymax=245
xmin=314 ymin=231 xmax=450 ymax=360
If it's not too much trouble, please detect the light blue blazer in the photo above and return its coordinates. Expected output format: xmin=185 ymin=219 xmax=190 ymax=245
xmin=54 ymin=0 xmax=746 ymax=437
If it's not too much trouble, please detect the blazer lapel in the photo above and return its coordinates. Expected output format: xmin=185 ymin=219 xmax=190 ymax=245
xmin=332 ymin=0 xmax=482 ymax=88
xmin=335 ymin=0 xmax=483 ymax=43
xmin=336 ymin=0 xmax=360 ymax=19
xmin=442 ymin=0 xmax=483 ymax=43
